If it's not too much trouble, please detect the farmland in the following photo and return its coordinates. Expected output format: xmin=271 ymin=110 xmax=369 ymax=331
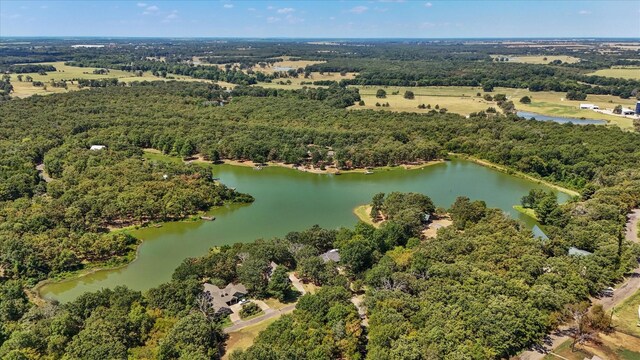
xmin=341 ymin=85 xmax=637 ymax=129
xmin=588 ymin=67 xmax=640 ymax=80
xmin=490 ymin=55 xmax=581 ymax=64
xmin=6 ymin=61 xmax=219 ymax=97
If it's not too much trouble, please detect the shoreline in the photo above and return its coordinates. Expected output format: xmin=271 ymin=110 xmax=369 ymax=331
xmin=448 ymin=153 xmax=580 ymax=197
xmin=220 ymin=158 xmax=445 ymax=174
xmin=34 ymin=153 xmax=578 ymax=303
xmin=353 ymin=204 xmax=381 ymax=228
xmin=32 ymin=205 xmax=230 ymax=303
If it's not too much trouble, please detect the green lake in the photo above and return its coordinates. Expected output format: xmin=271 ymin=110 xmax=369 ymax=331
xmin=40 ymin=159 xmax=572 ymax=303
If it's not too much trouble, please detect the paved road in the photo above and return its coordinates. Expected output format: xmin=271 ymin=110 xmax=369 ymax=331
xmin=519 ymin=209 xmax=640 ymax=360
xmin=223 ymin=304 xmax=296 ymax=333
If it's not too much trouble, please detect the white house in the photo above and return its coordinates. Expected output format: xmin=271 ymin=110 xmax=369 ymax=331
xmin=89 ymin=145 xmax=106 ymax=151
xmin=579 ymin=104 xmax=598 ymax=110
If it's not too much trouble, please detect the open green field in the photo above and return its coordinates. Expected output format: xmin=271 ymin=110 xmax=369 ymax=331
xmin=353 ymin=85 xmax=499 ymax=115
xmin=588 ymin=68 xmax=640 ymax=80
xmin=223 ymin=317 xmax=280 ymax=359
xmin=613 ymin=289 xmax=640 ymax=336
xmin=8 ymin=61 xmax=221 ymax=97
xmin=491 ymin=55 xmax=581 ymax=64
xmin=347 ymin=85 xmax=638 ymax=130
xmin=513 ymin=205 xmax=538 ymax=220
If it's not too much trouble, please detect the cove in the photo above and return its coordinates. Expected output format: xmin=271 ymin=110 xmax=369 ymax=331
xmin=39 ymin=159 xmax=572 ymax=303
xmin=517 ymin=111 xmax=607 ymax=125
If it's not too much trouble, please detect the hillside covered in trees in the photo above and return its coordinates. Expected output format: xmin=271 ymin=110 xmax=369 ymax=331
xmin=1 ymin=80 xmax=639 ymax=358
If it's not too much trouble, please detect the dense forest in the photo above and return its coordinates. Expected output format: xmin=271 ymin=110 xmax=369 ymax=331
xmin=0 ymin=38 xmax=639 ymax=358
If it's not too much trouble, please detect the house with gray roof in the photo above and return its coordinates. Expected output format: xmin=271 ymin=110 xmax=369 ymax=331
xmin=204 ymin=282 xmax=248 ymax=313
xmin=320 ymin=249 xmax=340 ymax=263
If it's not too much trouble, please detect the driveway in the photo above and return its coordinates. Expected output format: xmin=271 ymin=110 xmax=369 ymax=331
xmin=224 ymin=304 xmax=296 ymax=333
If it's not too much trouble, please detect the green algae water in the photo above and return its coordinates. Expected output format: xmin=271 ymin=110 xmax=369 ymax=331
xmin=40 ymin=159 xmax=571 ymax=302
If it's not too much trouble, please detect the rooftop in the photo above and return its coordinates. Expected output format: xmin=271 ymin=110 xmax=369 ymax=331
xmin=204 ymin=282 xmax=248 ymax=311
xmin=568 ymin=246 xmax=593 ymax=257
xmin=320 ymin=249 xmax=341 ymax=263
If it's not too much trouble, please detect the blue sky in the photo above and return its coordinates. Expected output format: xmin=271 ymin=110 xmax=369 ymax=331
xmin=1 ymin=1 xmax=639 ymax=38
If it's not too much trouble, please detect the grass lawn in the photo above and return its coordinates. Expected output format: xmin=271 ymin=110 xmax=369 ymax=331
xmin=612 ymin=289 xmax=640 ymax=336
xmin=240 ymin=310 xmax=265 ymax=321
xmin=490 ymin=55 xmax=581 ymax=64
xmin=543 ymin=332 xmax=640 ymax=360
xmin=513 ymin=205 xmax=538 ymax=220
xmin=353 ymin=85 xmax=498 ymax=116
xmin=588 ymin=68 xmax=640 ymax=80
xmin=8 ymin=61 xmax=225 ymax=98
xmin=142 ymin=149 xmax=185 ymax=165
xmin=354 ymin=204 xmax=380 ymax=228
xmin=223 ymin=316 xmax=280 ymax=359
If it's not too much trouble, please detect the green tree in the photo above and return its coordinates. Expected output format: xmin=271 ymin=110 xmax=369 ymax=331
xmin=268 ymin=266 xmax=292 ymax=301
xmin=340 ymin=236 xmax=373 ymax=273
xmin=534 ymin=194 xmax=557 ymax=225
xmin=403 ymin=90 xmax=415 ymax=100
xmin=376 ymin=89 xmax=387 ymax=98
xmin=519 ymin=96 xmax=531 ymax=104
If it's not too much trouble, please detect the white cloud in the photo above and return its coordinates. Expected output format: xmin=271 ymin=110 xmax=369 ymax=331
xmin=142 ymin=5 xmax=159 ymax=15
xmin=420 ymin=22 xmax=435 ymax=28
xmin=223 ymin=4 xmax=234 ymax=9
xmin=248 ymin=7 xmax=256 ymax=11
xmin=267 ymin=6 xmax=274 ymax=10
xmin=349 ymin=6 xmax=368 ymax=14
xmin=137 ymin=2 xmax=147 ymax=7
xmin=578 ymin=10 xmax=591 ymax=15
xmin=285 ymin=14 xmax=304 ymax=24
xmin=40 ymin=5 xmax=48 ymax=9
xmin=267 ymin=16 xmax=280 ymax=23
xmin=10 ymin=13 xmax=21 ymax=19
xmin=329 ymin=16 xmax=336 ymax=20
xmin=425 ymin=2 xmax=433 ymax=7
xmin=165 ymin=10 xmax=178 ymax=20
xmin=277 ymin=7 xmax=295 ymax=14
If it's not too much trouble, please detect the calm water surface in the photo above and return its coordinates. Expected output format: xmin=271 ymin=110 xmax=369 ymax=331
xmin=517 ymin=111 xmax=606 ymax=125
xmin=40 ymin=159 xmax=571 ymax=302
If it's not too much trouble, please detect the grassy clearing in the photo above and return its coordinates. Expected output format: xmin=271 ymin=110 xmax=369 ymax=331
xmin=612 ymin=289 xmax=640 ymax=336
xmin=250 ymin=58 xmax=325 ymax=74
xmin=142 ymin=149 xmax=185 ymax=165
xmin=344 ymin=85 xmax=637 ymax=130
xmin=490 ymin=55 xmax=581 ymax=64
xmin=223 ymin=316 xmax=279 ymax=359
xmin=588 ymin=68 xmax=640 ymax=80
xmin=8 ymin=61 xmax=225 ymax=98
xmin=256 ymin=71 xmax=357 ymax=90
xmin=354 ymin=205 xmax=380 ymax=228
xmin=513 ymin=205 xmax=538 ymax=220
xmin=354 ymin=85 xmax=498 ymax=115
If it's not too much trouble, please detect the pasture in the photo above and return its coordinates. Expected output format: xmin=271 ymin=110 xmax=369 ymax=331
xmin=7 ymin=61 xmax=225 ymax=97
xmin=343 ymin=85 xmax=637 ymax=130
xmin=588 ymin=67 xmax=640 ymax=80
xmin=490 ymin=55 xmax=581 ymax=64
